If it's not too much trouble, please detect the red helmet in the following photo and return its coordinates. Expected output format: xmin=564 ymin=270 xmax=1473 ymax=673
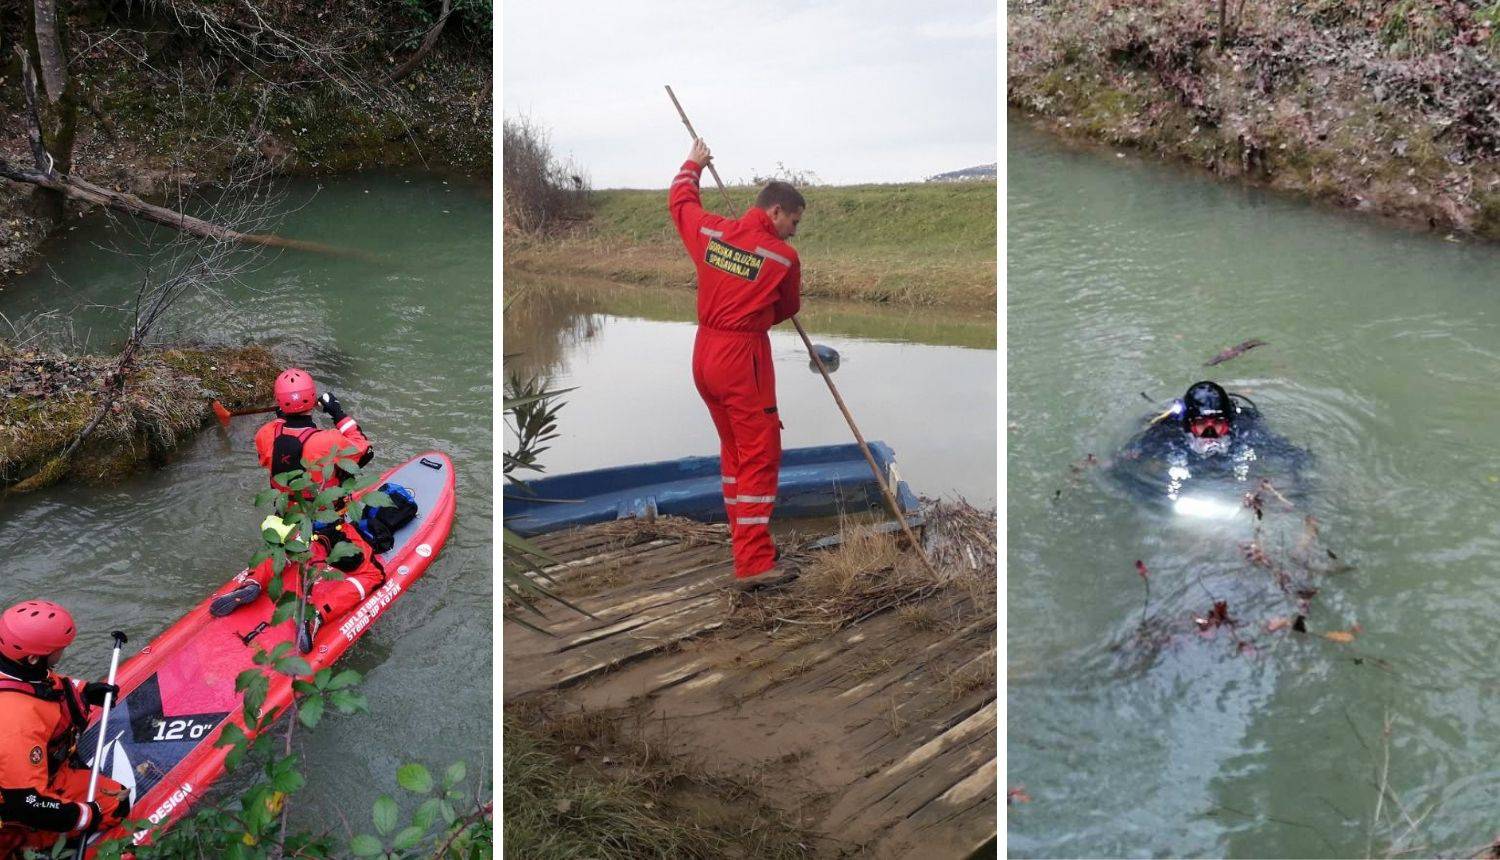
xmin=275 ymin=368 xmax=318 ymax=414
xmin=0 ymin=600 xmax=77 ymax=659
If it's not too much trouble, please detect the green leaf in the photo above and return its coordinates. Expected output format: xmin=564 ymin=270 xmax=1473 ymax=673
xmin=363 ymin=490 xmax=393 ymax=509
xmin=327 ymin=541 xmax=365 ymax=563
xmin=372 ymin=795 xmax=398 ymax=836
xmin=397 ymin=763 xmax=434 ymax=794
xmin=271 ymin=600 xmax=298 ymax=625
xmin=392 ymin=825 xmax=424 ymax=851
xmin=292 ymin=679 xmax=319 ymax=696
xmin=348 ymin=834 xmax=384 ymax=857
xmin=329 ymin=689 xmax=368 ymax=714
xmin=439 ymin=799 xmax=457 ymax=825
xmin=254 ymin=487 xmax=283 ymax=507
xmin=298 ymin=696 xmax=325 ymax=728
xmin=443 ymin=761 xmax=467 ymax=790
xmin=327 ymin=669 xmax=362 ymax=690
xmin=272 ymin=767 xmax=305 ymax=795
xmin=277 ymin=655 xmax=313 ymax=677
xmin=412 ymin=797 xmax=442 ymax=832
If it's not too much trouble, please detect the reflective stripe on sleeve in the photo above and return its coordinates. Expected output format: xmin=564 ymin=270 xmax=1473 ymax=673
xmin=700 ymin=227 xmax=724 ymax=238
xmin=723 ymin=496 xmax=737 ymax=505
xmin=735 ymin=516 xmax=770 ymax=525
xmin=721 ymin=475 xmax=737 ymax=484
xmin=737 ymin=494 xmax=777 ymax=503
xmin=338 ymin=417 xmax=358 ymax=434
xmin=755 ymin=246 xmax=791 ymax=266
xmin=351 ymin=579 xmax=367 ymax=600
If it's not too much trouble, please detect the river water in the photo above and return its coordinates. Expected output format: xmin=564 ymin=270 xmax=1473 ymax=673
xmin=503 ymin=275 xmax=998 ymax=509
xmin=0 ymin=174 xmax=491 ymax=829
xmin=1008 ymin=116 xmax=1500 ymax=857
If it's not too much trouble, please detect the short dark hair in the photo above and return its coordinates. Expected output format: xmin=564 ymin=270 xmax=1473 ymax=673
xmin=755 ymin=181 xmax=805 ymax=213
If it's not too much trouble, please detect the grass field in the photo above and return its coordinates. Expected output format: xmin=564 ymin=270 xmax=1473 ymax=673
xmin=505 ymin=181 xmax=998 ymax=310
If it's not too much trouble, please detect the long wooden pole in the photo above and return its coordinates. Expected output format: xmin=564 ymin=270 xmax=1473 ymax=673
xmin=664 ymin=85 xmax=936 ymax=577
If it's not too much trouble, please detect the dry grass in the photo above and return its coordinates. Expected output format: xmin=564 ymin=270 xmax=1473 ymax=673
xmin=593 ymin=515 xmax=731 ymax=549
xmin=942 ymin=651 xmax=999 ymax=703
xmin=730 ymin=501 xmax=997 ymax=634
xmin=506 ymin=704 xmax=816 ymax=860
xmin=0 ymin=343 xmax=278 ymax=491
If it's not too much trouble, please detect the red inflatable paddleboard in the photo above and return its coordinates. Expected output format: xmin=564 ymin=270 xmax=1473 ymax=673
xmin=76 ymin=451 xmax=456 ymax=852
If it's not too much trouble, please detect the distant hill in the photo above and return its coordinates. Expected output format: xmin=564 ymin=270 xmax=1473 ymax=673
xmin=926 ymin=164 xmax=997 ymax=182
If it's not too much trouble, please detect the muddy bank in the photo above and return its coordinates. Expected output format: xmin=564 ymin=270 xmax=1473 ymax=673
xmin=1009 ymin=0 xmax=1500 ymax=239
xmin=1 ymin=0 xmax=491 ymax=286
xmin=1 ymin=343 xmax=278 ymax=492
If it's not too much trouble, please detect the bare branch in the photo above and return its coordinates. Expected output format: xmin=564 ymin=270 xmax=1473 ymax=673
xmin=13 ymin=47 xmax=55 ymax=174
xmin=387 ymin=0 xmax=452 ymax=84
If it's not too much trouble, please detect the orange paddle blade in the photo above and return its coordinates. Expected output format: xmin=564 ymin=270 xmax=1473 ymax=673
xmin=211 ymin=400 xmax=232 ymax=426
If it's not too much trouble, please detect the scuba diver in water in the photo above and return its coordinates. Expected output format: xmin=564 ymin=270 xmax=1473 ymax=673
xmin=1111 ymin=380 xmax=1312 ymax=508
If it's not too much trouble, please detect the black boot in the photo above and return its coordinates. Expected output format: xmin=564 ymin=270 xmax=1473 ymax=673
xmin=296 ymin=612 xmax=322 ymax=655
xmin=210 ymin=582 xmax=262 ymax=618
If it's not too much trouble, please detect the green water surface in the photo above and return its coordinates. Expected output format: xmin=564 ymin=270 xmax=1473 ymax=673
xmin=1008 ymin=116 xmax=1500 ymax=858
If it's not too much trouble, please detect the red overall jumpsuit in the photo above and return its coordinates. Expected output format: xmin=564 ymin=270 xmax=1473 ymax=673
xmin=0 ymin=671 xmax=128 ymax=855
xmin=254 ymin=414 xmax=372 ymax=493
xmin=243 ymin=522 xmax=387 ymax=624
xmin=670 ymin=159 xmax=801 ymax=578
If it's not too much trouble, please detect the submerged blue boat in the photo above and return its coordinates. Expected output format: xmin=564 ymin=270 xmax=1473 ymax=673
xmin=504 ymin=442 xmax=920 ymax=536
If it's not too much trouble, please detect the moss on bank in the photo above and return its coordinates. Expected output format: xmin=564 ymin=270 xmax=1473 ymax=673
xmin=1 ymin=343 xmax=279 ymax=492
xmin=1009 ymin=0 xmax=1500 ymax=240
xmin=506 ymin=182 xmax=998 ymax=310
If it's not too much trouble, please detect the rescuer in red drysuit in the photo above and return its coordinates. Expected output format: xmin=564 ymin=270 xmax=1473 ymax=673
xmin=670 ymin=138 xmax=804 ymax=590
xmin=254 ymin=368 xmax=374 ymax=495
xmin=0 ymin=601 xmax=129 ymax=856
xmin=212 ymin=520 xmax=387 ymax=654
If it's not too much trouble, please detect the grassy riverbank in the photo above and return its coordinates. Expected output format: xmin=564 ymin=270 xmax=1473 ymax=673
xmin=505 ymin=181 xmax=998 ymax=310
xmin=1009 ymin=0 xmax=1500 ymax=240
xmin=0 ymin=343 xmax=278 ymax=491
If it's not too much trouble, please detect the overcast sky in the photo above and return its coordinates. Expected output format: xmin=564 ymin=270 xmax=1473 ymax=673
xmin=501 ymin=0 xmax=997 ymax=188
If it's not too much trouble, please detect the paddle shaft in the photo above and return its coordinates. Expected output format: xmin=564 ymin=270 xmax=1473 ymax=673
xmin=78 ymin=630 xmax=127 ymax=854
xmin=663 ymin=86 xmax=936 ymax=577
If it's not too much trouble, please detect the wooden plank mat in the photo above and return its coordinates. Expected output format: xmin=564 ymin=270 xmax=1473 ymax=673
xmin=503 ymin=521 xmax=997 ymax=859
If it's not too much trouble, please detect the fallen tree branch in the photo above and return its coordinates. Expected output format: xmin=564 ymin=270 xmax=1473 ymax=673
xmin=387 ymin=0 xmax=452 ymax=84
xmin=5 ymin=46 xmax=369 ymax=259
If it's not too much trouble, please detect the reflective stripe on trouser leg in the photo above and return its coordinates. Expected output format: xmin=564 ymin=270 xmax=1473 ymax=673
xmin=729 ymin=399 xmax=781 ymax=579
xmin=309 ymin=567 xmax=385 ymax=621
xmin=692 ymin=326 xmax=780 ymax=578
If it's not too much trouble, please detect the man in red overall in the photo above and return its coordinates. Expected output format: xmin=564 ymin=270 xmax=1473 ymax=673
xmin=212 ymin=519 xmax=387 ymax=654
xmin=0 ymin=601 xmax=129 ymax=855
xmin=254 ymin=368 xmax=374 ymax=494
xmin=670 ymin=139 xmax=803 ymax=590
